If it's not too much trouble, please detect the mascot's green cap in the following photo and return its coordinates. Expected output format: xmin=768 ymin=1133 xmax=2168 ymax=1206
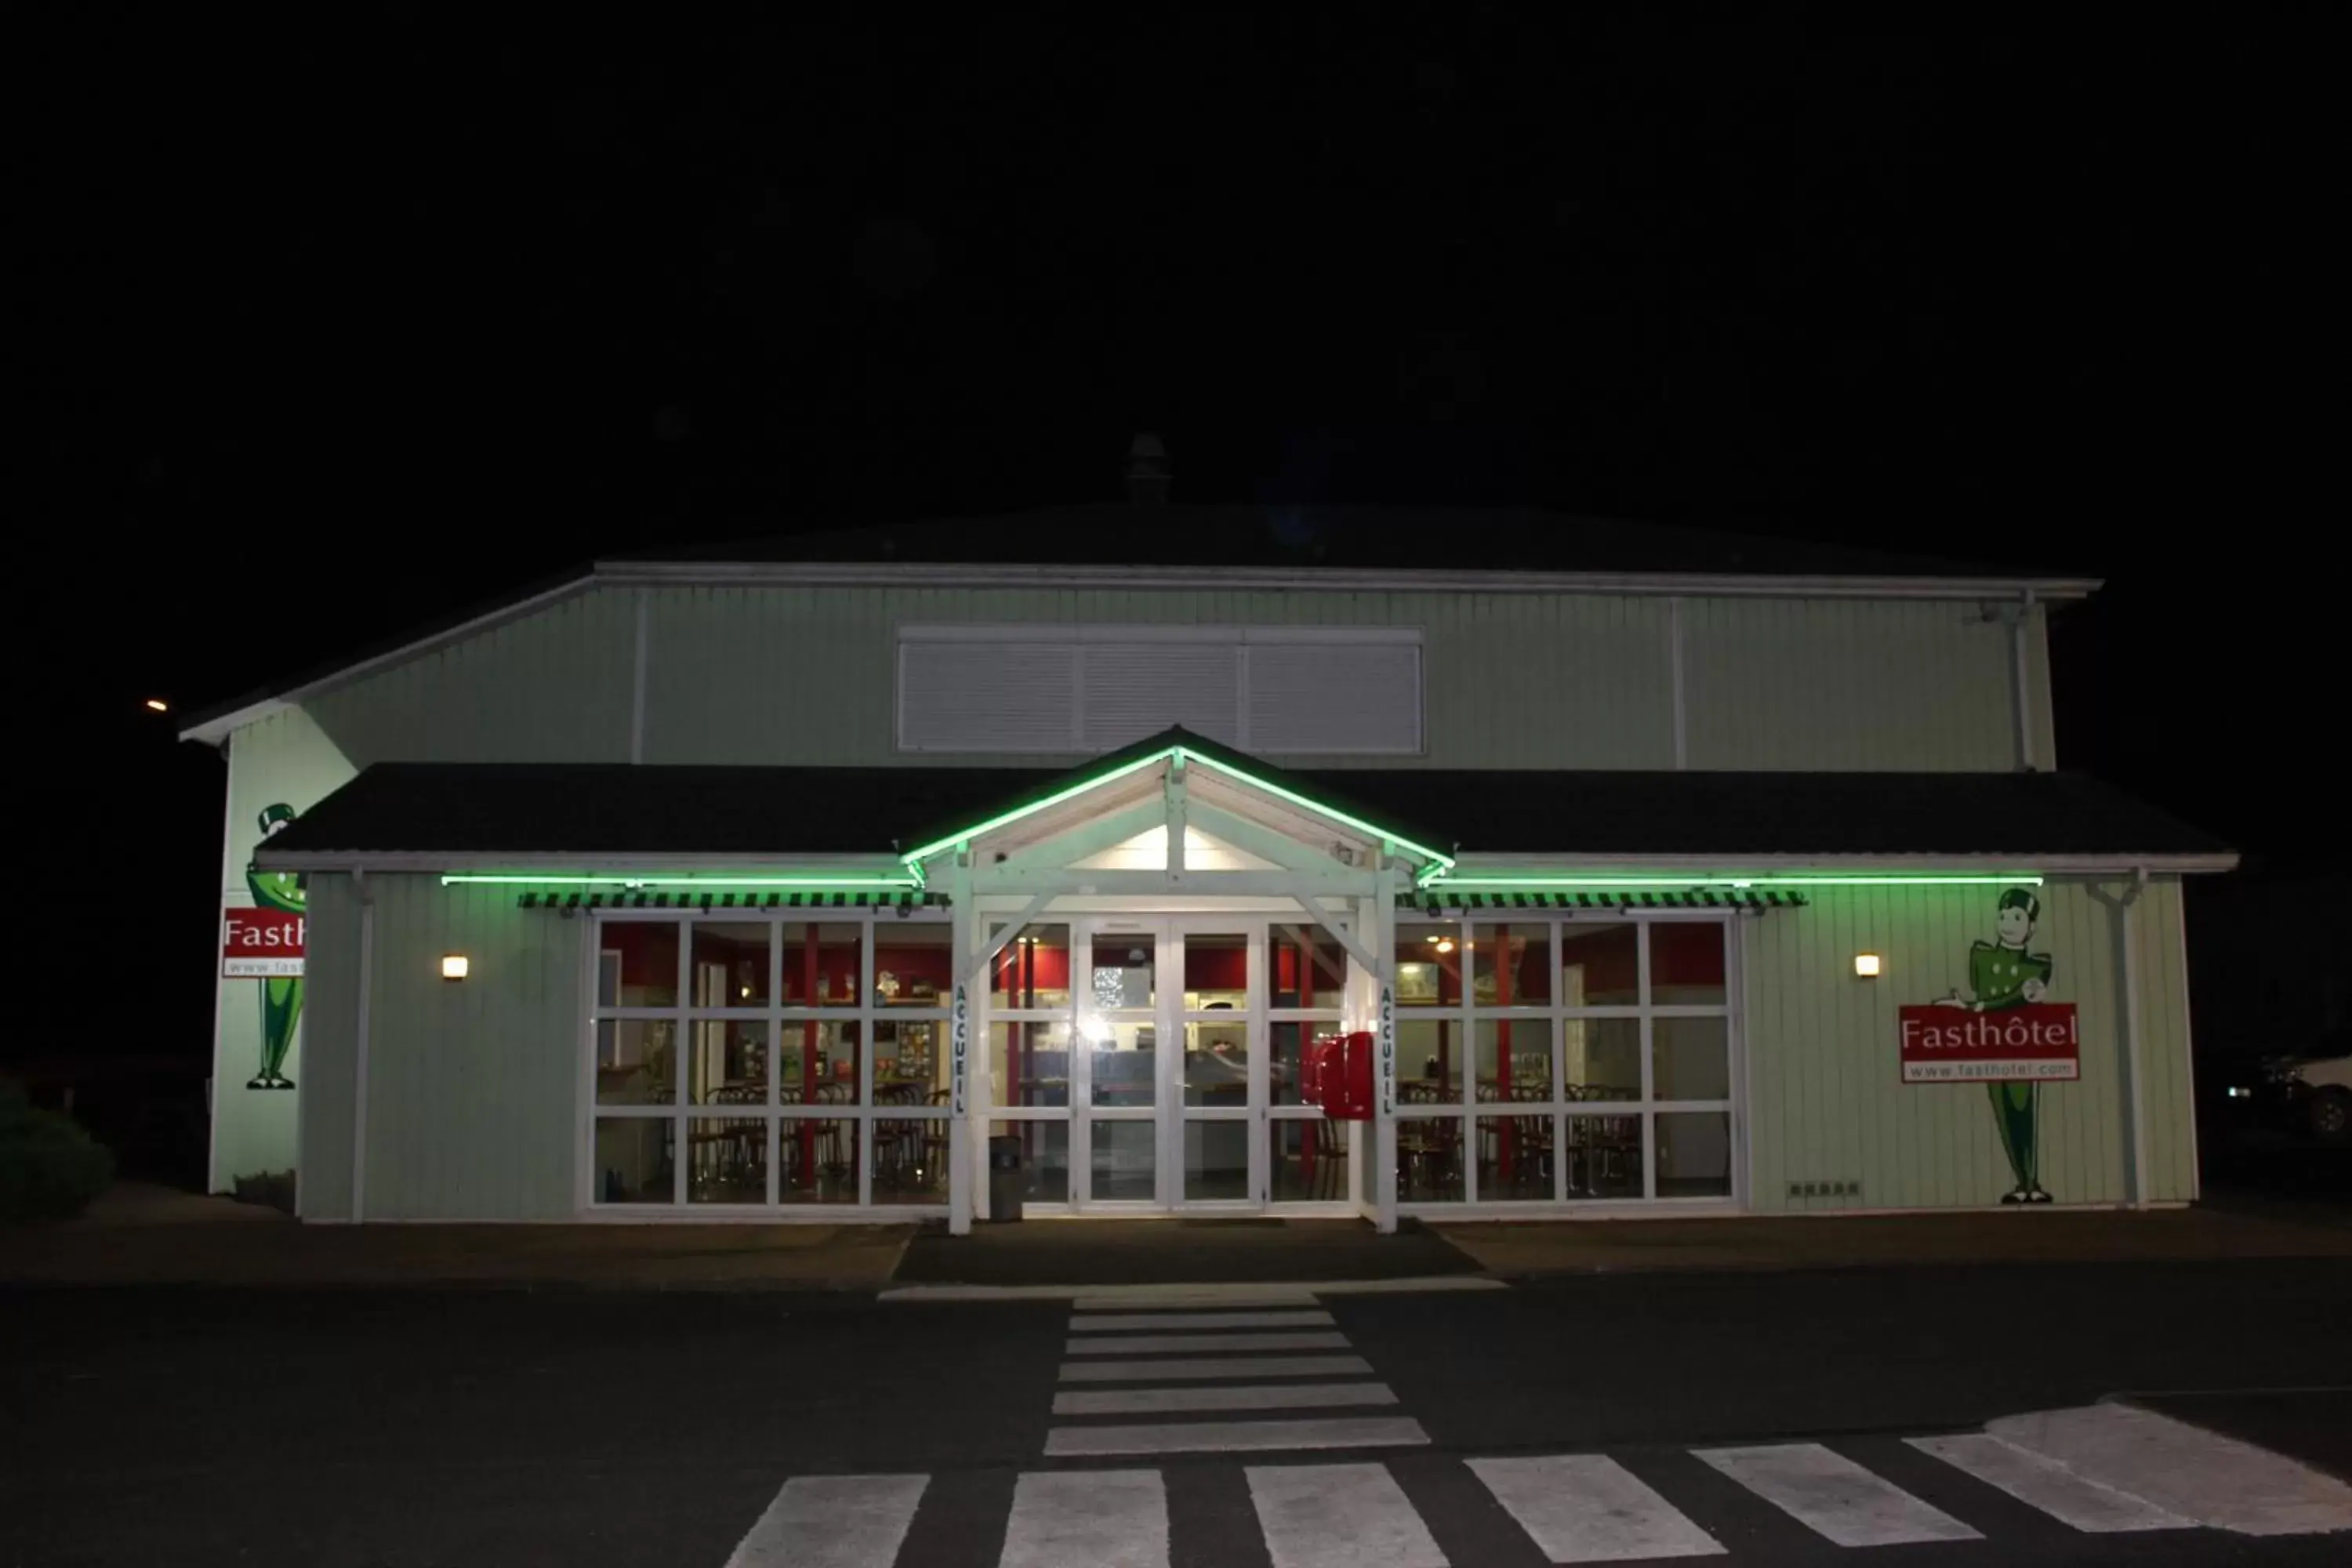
xmin=257 ymin=802 xmax=296 ymax=836
xmin=1998 ymin=887 xmax=2040 ymax=920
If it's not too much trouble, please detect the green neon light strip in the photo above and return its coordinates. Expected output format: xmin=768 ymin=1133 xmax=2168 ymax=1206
xmin=1174 ymin=748 xmax=1456 ymax=870
xmin=898 ymin=749 xmax=1172 ymax=865
xmin=895 ymin=744 xmax=1455 ymax=869
xmin=441 ymin=874 xmax=923 ymax=889
xmin=1421 ymin=873 xmax=2045 ymax=890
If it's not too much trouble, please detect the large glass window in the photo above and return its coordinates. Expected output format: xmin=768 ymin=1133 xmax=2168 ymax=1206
xmin=692 ymin=922 xmax=771 ymax=1007
xmin=589 ymin=913 xmax=952 ymax=1210
xmin=1265 ymin=921 xmax=1345 ymax=1209
xmin=1396 ymin=915 xmax=1737 ymax=1207
xmin=990 ymin=923 xmax=1071 ymax=1010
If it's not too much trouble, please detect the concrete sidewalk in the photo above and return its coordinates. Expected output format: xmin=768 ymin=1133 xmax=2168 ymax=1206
xmin=1432 ymin=1203 xmax=2352 ymax=1278
xmin=893 ymin=1216 xmax=1480 ymax=1286
xmin=2 ymin=1184 xmax=915 ymax=1290
xmin=8 ymin=1184 xmax=2348 ymax=1292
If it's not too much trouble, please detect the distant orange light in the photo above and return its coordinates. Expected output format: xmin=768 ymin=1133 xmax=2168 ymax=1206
xmin=144 ymin=698 xmax=169 ymax=713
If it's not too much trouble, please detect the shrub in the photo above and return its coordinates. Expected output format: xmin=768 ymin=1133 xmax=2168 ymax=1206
xmin=0 ymin=1083 xmax=116 ymax=1222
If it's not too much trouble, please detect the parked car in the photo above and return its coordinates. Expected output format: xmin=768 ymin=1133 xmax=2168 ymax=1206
xmin=2223 ymin=1029 xmax=2352 ymax=1145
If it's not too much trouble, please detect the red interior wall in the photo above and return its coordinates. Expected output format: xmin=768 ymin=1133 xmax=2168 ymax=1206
xmin=1184 ymin=949 xmax=1248 ymax=990
xmin=873 ymin=942 xmax=952 ymax=993
xmin=1650 ymin=923 xmax=1727 ymax=991
xmin=602 ymin=921 xmax=676 ymax=992
xmin=1563 ymin=931 xmax=1639 ymax=997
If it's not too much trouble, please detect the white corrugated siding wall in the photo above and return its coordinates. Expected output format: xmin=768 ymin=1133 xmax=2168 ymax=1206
xmin=644 ymin=585 xmax=1679 ymax=768
xmin=351 ymin=877 xmax=583 ymax=1220
xmin=273 ymin=583 xmax=2042 ymax=774
xmin=293 ymin=870 xmax=358 ymax=1219
xmin=1744 ymin=877 xmax=2196 ymax=1213
xmin=1682 ymin=597 xmax=2024 ymax=771
xmin=303 ymin=586 xmax=637 ymax=766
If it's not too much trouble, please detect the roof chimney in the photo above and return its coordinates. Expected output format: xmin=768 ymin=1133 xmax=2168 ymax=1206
xmin=1125 ymin=432 xmax=1171 ymax=505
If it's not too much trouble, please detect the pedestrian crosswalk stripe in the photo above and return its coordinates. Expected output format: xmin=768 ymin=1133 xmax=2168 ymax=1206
xmin=1985 ymin=1403 xmax=2352 ymax=1537
xmin=1907 ymin=1432 xmax=2194 ymax=1533
xmin=1071 ymin=1308 xmax=1338 ymax=1331
xmin=1061 ymin=1354 xmax=1377 ymax=1383
xmin=1696 ymin=1443 xmax=1981 ymax=1547
xmin=1000 ymin=1468 xmax=1167 ymax=1568
xmin=1055 ymin=1381 xmax=1399 ymax=1416
xmin=1044 ymin=1415 xmax=1431 ymax=1457
xmin=1468 ymin=1454 xmax=1726 ymax=1561
xmin=724 ymin=1434 xmax=2352 ymax=1566
xmin=1070 ymin=1286 xmax=1322 ymax=1310
xmin=724 ymin=1473 xmax=927 ymax=1568
xmin=1248 ymin=1461 xmax=1448 ymax=1568
xmin=1065 ymin=1330 xmax=1351 ymax=1355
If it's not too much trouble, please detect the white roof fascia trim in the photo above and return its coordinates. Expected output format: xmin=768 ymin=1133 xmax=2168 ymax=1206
xmin=252 ymin=850 xmax=909 ymax=874
xmin=597 ymin=560 xmax=2103 ymax=603
xmin=1443 ymin=852 xmax=2238 ymax=876
xmin=177 ymin=574 xmax=601 ymax=746
xmin=257 ymin=848 xmax=2236 ymax=877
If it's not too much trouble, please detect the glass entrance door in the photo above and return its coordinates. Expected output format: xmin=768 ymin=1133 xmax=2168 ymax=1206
xmin=996 ymin=915 xmax=1352 ymax=1214
xmin=1076 ymin=920 xmax=1164 ymax=1205
xmin=1065 ymin=920 xmax=1272 ymax=1211
xmin=1174 ymin=926 xmax=1255 ymax=1207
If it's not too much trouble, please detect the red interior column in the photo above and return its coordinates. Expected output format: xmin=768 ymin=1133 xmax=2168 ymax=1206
xmin=1295 ymin=938 xmax=1313 ymax=1191
xmin=798 ymin=925 xmax=820 ymax=1190
xmin=1494 ymin=926 xmax=1514 ymax=1189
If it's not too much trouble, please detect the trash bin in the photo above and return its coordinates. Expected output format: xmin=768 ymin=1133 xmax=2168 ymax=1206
xmin=988 ymin=1134 xmax=1025 ymax=1222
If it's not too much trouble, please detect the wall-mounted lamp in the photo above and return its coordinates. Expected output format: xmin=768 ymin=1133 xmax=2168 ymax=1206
xmin=143 ymin=698 xmax=170 ymax=713
xmin=1853 ymin=953 xmax=1882 ymax=978
xmin=441 ymin=953 xmax=470 ymax=982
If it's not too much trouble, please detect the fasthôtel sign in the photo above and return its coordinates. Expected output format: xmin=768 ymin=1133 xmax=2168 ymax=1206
xmin=222 ymin=908 xmax=305 ymax=978
xmin=1898 ymin=1002 xmax=2079 ymax=1083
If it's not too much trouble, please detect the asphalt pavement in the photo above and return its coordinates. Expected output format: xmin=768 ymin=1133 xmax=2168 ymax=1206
xmin=894 ymin=1216 xmax=1479 ymax=1284
xmin=5 ymin=1257 xmax=2349 ymax=1566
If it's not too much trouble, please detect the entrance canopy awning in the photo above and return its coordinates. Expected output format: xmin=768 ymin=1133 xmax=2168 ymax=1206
xmin=890 ymin=726 xmax=1456 ymax=878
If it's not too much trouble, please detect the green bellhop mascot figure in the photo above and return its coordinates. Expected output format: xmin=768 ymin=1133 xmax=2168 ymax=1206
xmin=245 ymin=803 xmax=305 ymax=1090
xmin=1939 ymin=887 xmax=2053 ymax=1203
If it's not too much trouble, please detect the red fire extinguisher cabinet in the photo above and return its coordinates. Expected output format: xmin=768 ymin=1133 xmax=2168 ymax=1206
xmin=1306 ymin=1030 xmax=1376 ymax=1121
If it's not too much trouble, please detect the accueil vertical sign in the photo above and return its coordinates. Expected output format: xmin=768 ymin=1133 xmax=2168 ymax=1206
xmin=950 ymin=982 xmax=970 ymax=1116
xmin=1377 ymin=982 xmax=1396 ymax=1116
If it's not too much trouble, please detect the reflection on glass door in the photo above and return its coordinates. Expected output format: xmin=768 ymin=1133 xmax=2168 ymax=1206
xmin=1178 ymin=929 xmax=1254 ymax=1204
xmin=1078 ymin=923 xmax=1162 ymax=1205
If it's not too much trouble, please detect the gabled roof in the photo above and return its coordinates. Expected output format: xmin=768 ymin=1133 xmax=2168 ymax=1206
xmin=887 ymin=727 xmax=1454 ymax=870
xmin=608 ymin=503 xmax=2082 ymax=580
xmin=179 ymin=506 xmax=2103 ymax=744
xmin=256 ymin=750 xmax=2233 ymax=875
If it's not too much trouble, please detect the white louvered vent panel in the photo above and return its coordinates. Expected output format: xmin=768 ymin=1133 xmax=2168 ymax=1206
xmin=1080 ymin=643 xmax=1242 ymax=750
xmin=897 ymin=641 xmax=1078 ymax=753
xmin=1247 ymin=641 xmax=1423 ymax=754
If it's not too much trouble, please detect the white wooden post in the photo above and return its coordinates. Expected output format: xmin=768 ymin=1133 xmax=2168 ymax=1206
xmin=946 ymin=856 xmax=975 ymax=1234
xmin=1370 ymin=863 xmax=1399 ymax=1234
xmin=1166 ymin=755 xmax=1188 ymax=881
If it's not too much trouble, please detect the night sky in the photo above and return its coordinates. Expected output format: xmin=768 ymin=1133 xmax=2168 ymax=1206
xmin=28 ymin=15 xmax=2341 ymax=1073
